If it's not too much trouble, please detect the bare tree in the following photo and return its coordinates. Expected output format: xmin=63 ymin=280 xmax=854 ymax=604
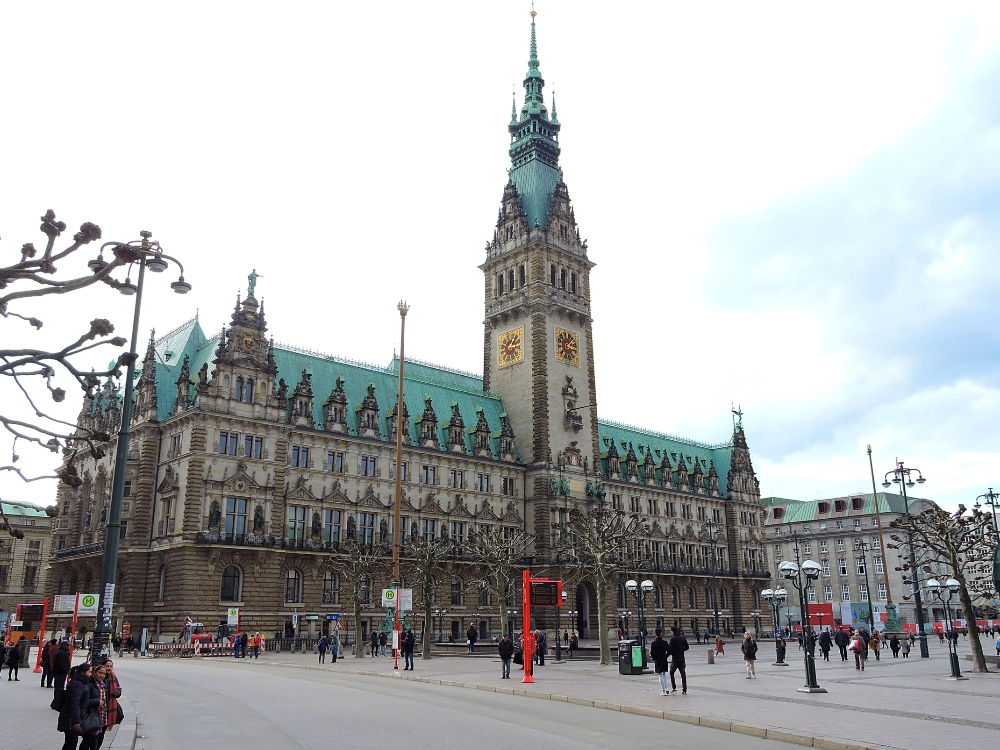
xmin=554 ymin=506 xmax=649 ymax=665
xmin=330 ymin=540 xmax=388 ymax=657
xmin=467 ymin=527 xmax=532 ymax=639
xmin=401 ymin=534 xmax=453 ymax=659
xmin=889 ymin=505 xmax=999 ymax=673
xmin=0 ymin=210 xmax=142 ymax=518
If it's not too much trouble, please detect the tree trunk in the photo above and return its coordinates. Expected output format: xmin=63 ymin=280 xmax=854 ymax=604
xmin=353 ymin=596 xmax=364 ymax=658
xmin=957 ymin=573 xmax=988 ymax=672
xmin=596 ymin=584 xmax=611 ymax=665
xmin=422 ymin=599 xmax=433 ymax=659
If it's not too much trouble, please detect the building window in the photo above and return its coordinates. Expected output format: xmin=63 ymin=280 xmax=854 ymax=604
xmin=421 ymin=465 xmax=437 ymax=485
xmin=450 ymin=579 xmax=463 ymax=606
xmin=502 ymin=477 xmax=516 ymax=496
xmin=665 ymin=502 xmax=675 ymax=517
xmin=119 ymin=521 xmax=129 ymax=542
xmin=618 ymin=584 xmax=626 ymax=609
xmin=873 ymin=556 xmax=884 ymax=574
xmin=360 ymin=576 xmax=371 ymax=605
xmin=647 ymin=498 xmax=658 ymax=515
xmin=361 ymin=456 xmax=377 ymax=477
xmin=422 ymin=519 xmax=437 ymax=541
xmin=570 ymin=273 xmax=577 ymax=293
xmin=671 ymin=586 xmax=680 ymax=608
xmin=774 ymin=544 xmax=783 ymax=562
xmin=498 ymin=273 xmax=505 ymax=295
xmin=841 ymin=584 xmax=851 ymax=602
xmin=327 ymin=451 xmax=344 ymax=473
xmin=877 ymin=583 xmax=887 ymax=601
xmin=244 ymin=379 xmax=254 ymax=402
xmin=818 ymin=501 xmax=830 ymax=514
xmin=450 ymin=470 xmax=464 ymax=489
xmin=550 ymin=264 xmax=556 ymax=285
xmin=359 ymin=512 xmax=376 ymax=546
xmin=836 ymin=539 xmax=845 ymax=552
xmin=697 ymin=507 xmax=707 ymax=522
xmin=219 ymin=431 xmax=238 ymax=455
xmin=236 ymin=377 xmax=243 ymax=400
xmin=57 ymin=536 xmax=66 ymax=551
xmin=838 ymin=558 xmax=848 ymax=576
xmin=450 ymin=522 xmax=464 ymax=545
xmin=508 ymin=269 xmax=515 ymax=292
xmin=519 ymin=264 xmax=526 ymax=287
xmin=324 ymin=510 xmax=341 ymax=543
xmin=285 ymin=569 xmax=303 ymax=603
xmin=291 ymin=446 xmax=310 ymax=468
xmin=390 ymin=461 xmax=408 ymax=481
xmin=287 ymin=506 xmax=307 ymax=540
xmin=611 ymin=493 xmax=622 ymax=510
xmin=630 ymin=496 xmax=641 ymax=513
xmin=221 ymin=565 xmax=242 ymax=602
xmin=23 ymin=566 xmax=38 ymax=590
xmin=836 ymin=520 xmax=844 ymax=530
xmin=821 ymin=559 xmax=830 ymax=576
xmin=854 ymin=519 xmax=862 ymax=531
xmin=824 ymin=586 xmax=833 ymax=602
xmin=806 ymin=587 xmax=816 ymax=604
xmin=803 ymin=541 xmax=811 ymax=555
xmin=859 ymin=583 xmax=869 ymax=602
xmin=322 ymin=571 xmax=339 ymax=604
xmin=123 ymin=481 xmax=132 ymax=497
xmin=225 ymin=498 xmax=248 ymax=536
xmin=856 ymin=558 xmax=866 ymax=575
xmin=560 ymin=269 xmax=566 ymax=289
xmin=871 ymin=535 xmax=880 ymax=549
xmin=682 ymin=505 xmax=692 ymax=519
xmin=819 ymin=540 xmax=827 ymax=553
xmin=479 ymin=588 xmax=490 ymax=607
xmin=476 ymin=473 xmax=489 ymax=492
xmin=158 ymin=566 xmax=167 ymax=601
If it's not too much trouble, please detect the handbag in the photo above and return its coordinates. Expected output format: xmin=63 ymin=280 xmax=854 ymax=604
xmin=115 ymin=703 xmax=125 ymax=725
xmin=80 ymin=710 xmax=102 ymax=734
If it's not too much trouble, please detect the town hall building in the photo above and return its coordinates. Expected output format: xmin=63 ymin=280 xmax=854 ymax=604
xmin=46 ymin=16 xmax=769 ymax=645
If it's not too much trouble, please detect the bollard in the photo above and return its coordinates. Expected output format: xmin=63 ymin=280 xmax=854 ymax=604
xmin=707 ymin=649 xmax=715 ymax=664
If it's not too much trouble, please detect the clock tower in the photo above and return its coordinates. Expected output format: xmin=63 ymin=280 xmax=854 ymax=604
xmin=482 ymin=13 xmax=600 ymax=554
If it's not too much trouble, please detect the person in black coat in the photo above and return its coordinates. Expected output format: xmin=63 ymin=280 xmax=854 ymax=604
xmin=834 ymin=628 xmax=850 ymax=661
xmin=497 ymin=634 xmax=515 ymax=679
xmin=649 ymin=628 xmax=671 ymax=695
xmin=58 ymin=663 xmax=99 ymax=750
xmin=402 ymin=629 xmax=416 ymax=671
xmin=50 ymin=642 xmax=72 ymax=710
xmin=6 ymin=641 xmax=22 ymax=681
xmin=667 ymin=627 xmax=689 ymax=694
xmin=818 ymin=629 xmax=832 ymax=661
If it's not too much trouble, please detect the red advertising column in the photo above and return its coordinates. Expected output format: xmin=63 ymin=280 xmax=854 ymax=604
xmin=33 ymin=597 xmax=49 ymax=672
xmin=522 ymin=569 xmax=534 ymax=683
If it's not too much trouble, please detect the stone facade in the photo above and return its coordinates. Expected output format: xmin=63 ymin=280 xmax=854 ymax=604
xmin=1 ymin=501 xmax=54 ymax=630
xmin=45 ymin=16 xmax=769 ymax=645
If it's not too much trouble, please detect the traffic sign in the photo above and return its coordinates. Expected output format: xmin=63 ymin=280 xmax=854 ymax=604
xmin=382 ymin=588 xmax=413 ymax=611
xmin=382 ymin=588 xmax=396 ymax=607
xmin=227 ymin=608 xmax=239 ymax=626
xmin=78 ymin=594 xmax=99 ymax=615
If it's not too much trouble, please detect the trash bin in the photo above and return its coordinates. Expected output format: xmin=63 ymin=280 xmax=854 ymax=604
xmin=618 ymin=640 xmax=643 ymax=675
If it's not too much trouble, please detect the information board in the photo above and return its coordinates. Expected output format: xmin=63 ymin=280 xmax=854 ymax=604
xmin=530 ymin=581 xmax=561 ymax=606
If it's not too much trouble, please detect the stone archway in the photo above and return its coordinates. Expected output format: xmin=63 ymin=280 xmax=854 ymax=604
xmin=575 ymin=582 xmax=597 ymax=640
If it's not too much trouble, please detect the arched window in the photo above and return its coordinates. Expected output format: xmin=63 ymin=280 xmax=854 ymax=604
xmin=671 ymin=586 xmax=680 ymax=608
xmin=752 ymin=589 xmax=760 ymax=609
xmin=322 ymin=571 xmax=339 ymax=604
xmin=617 ymin=583 xmax=626 ymax=609
xmin=705 ymin=588 xmax=712 ymax=609
xmin=285 ymin=569 xmax=302 ymax=603
xmin=450 ymin=579 xmax=463 ymax=606
xmin=498 ymin=273 xmax=505 ymax=295
xmin=479 ymin=588 xmax=490 ymax=607
xmin=220 ymin=565 xmax=242 ymax=602
xmin=688 ymin=587 xmax=695 ymax=608
xmin=654 ymin=585 xmax=663 ymax=609
xmin=236 ymin=377 xmax=244 ymax=401
xmin=244 ymin=379 xmax=254 ymax=403
xmin=158 ymin=566 xmax=167 ymax=602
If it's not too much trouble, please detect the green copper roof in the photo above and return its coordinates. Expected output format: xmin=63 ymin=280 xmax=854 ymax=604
xmin=1 ymin=500 xmax=51 ymax=518
xmin=149 ymin=321 xmax=517 ymax=461
xmin=760 ymin=492 xmax=936 ymax=523
xmin=598 ymin=419 xmax=734 ymax=498
xmin=508 ymin=16 xmax=562 ymax=230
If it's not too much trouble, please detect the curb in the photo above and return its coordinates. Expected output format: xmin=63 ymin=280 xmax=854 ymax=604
xmin=247 ymin=659 xmax=889 ymax=750
xmin=107 ymin=694 xmax=138 ymax=750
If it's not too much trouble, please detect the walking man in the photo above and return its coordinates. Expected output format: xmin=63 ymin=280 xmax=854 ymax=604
xmin=402 ymin=629 xmax=415 ymax=671
xmin=668 ymin=626 xmax=689 ymax=694
xmin=834 ymin=627 xmax=850 ymax=661
xmin=741 ymin=632 xmax=758 ymax=679
xmin=40 ymin=638 xmax=56 ymax=688
xmin=379 ymin=629 xmax=388 ymax=657
xmin=498 ymin=633 xmax=514 ymax=679
xmin=370 ymin=629 xmax=379 ymax=658
xmin=649 ymin=628 xmax=671 ymax=695
xmin=535 ymin=629 xmax=547 ymax=666
xmin=50 ymin=641 xmax=71 ymax=710
xmin=467 ymin=623 xmax=478 ymax=654
xmin=818 ymin=629 xmax=832 ymax=661
xmin=318 ymin=634 xmax=329 ymax=664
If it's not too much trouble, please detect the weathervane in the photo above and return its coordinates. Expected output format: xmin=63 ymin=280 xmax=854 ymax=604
xmin=731 ymin=403 xmax=743 ymax=429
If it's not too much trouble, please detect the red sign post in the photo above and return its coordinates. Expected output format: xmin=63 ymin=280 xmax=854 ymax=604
xmin=521 ymin=570 xmax=563 ymax=684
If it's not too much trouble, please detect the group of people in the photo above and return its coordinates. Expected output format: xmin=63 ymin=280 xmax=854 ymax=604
xmin=648 ymin=627 xmax=691 ymax=695
xmin=815 ymin=627 xmax=913 ymax=669
xmin=495 ymin=628 xmax=552 ymax=677
xmin=316 ymin=634 xmax=340 ymax=663
xmin=230 ymin=631 xmax=264 ymax=659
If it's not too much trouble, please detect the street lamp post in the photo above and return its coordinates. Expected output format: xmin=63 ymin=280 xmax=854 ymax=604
xmin=434 ymin=609 xmax=447 ymax=643
xmin=926 ymin=579 xmax=968 ymax=680
xmin=779 ymin=557 xmax=826 ymax=693
xmin=88 ymin=233 xmax=190 ymax=660
xmin=554 ymin=590 xmax=567 ymax=663
xmin=701 ymin=521 xmax=723 ymax=635
xmin=618 ymin=610 xmax=633 ymax=638
xmin=854 ymin=540 xmax=877 ymax=633
xmin=506 ymin=609 xmax=518 ymax=638
xmin=974 ymin=488 xmax=999 ymax=533
xmin=882 ymin=461 xmax=929 ymax=658
xmin=750 ymin=611 xmax=761 ymax=637
xmin=626 ymin=579 xmax=654 ymax=666
xmin=761 ymin=587 xmax=789 ymax=665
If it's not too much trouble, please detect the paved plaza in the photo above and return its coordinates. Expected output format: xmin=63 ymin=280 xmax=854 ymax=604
xmin=5 ymin=638 xmax=998 ymax=750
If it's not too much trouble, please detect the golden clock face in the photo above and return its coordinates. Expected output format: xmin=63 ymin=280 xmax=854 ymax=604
xmin=241 ymin=335 xmax=256 ymax=352
xmin=554 ymin=327 xmax=579 ymax=365
xmin=497 ymin=327 xmax=524 ymax=367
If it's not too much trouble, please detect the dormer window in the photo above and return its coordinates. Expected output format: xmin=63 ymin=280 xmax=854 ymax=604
xmin=851 ymin=497 xmax=864 ymax=510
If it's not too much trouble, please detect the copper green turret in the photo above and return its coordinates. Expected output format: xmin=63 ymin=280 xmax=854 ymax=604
xmin=508 ymin=14 xmax=562 ymax=230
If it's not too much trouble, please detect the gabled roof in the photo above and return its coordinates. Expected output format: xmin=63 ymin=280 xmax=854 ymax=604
xmin=760 ymin=492 xmax=937 ymax=524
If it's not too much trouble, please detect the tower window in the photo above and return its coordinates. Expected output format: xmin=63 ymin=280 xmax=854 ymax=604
xmin=498 ymin=274 xmax=504 ymax=295
xmin=560 ymin=224 xmax=567 ymax=239
xmin=236 ymin=377 xmax=243 ymax=400
xmin=550 ymin=265 xmax=556 ymax=285
xmin=560 ymin=269 xmax=566 ymax=289
xmin=244 ymin=379 xmax=254 ymax=403
xmin=519 ymin=264 xmax=526 ymax=287
xmin=570 ymin=273 xmax=577 ymax=293
xmin=508 ymin=269 xmax=515 ymax=292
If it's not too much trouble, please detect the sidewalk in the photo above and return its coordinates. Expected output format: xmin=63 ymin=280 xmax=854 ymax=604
xmin=233 ymin=638 xmax=999 ymax=750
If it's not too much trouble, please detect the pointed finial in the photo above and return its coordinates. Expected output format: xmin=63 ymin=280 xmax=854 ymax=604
xmin=511 ymin=87 xmax=518 ymax=124
xmin=551 ymin=85 xmax=559 ymax=124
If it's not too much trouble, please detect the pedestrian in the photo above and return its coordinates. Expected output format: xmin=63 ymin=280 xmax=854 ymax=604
xmin=103 ymin=660 xmax=124 ymax=735
xmin=253 ymin=632 xmax=262 ymax=660
xmin=994 ymin=634 xmax=1000 ymax=656
xmin=370 ymin=629 xmax=379 ymax=658
xmin=649 ymin=628 xmax=671 ymax=695
xmin=715 ymin=634 xmax=725 ymax=657
xmin=331 ymin=632 xmax=340 ymax=663
xmin=318 ymin=634 xmax=329 ymax=664
xmin=535 ymin=629 xmax=547 ymax=665
xmin=7 ymin=639 xmax=22 ymax=681
xmin=849 ymin=633 xmax=865 ymax=671
xmin=402 ymin=629 xmax=415 ymax=671
xmin=379 ymin=629 xmax=388 ymax=657
xmin=889 ymin=634 xmax=900 ymax=658
xmin=40 ymin=638 xmax=56 ymax=688
xmin=563 ymin=630 xmax=569 ymax=645
xmin=498 ymin=633 xmax=514 ymax=679
xmin=58 ymin=663 xmax=98 ymax=750
xmin=870 ymin=631 xmax=881 ymax=661
xmin=51 ymin=641 xmax=72 ymax=711
xmin=834 ymin=628 xmax=850 ymax=661
xmin=568 ymin=632 xmax=578 ymax=658
xmin=818 ymin=629 xmax=831 ymax=661
xmin=741 ymin=632 xmax=758 ymax=679
xmin=232 ymin=632 xmax=241 ymax=659
xmin=776 ymin=635 xmax=787 ymax=664
xmin=240 ymin=632 xmax=248 ymax=659
xmin=467 ymin=623 xmax=478 ymax=654
xmin=88 ymin=661 xmax=109 ymax=750
xmin=901 ymin=639 xmax=911 ymax=658
xmin=668 ymin=627 xmax=689 ymax=694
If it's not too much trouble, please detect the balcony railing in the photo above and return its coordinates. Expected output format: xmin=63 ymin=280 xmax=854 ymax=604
xmin=55 ymin=542 xmax=105 ymax=559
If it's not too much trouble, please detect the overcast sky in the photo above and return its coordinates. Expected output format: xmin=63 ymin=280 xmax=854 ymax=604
xmin=2 ymin=1 xmax=998 ymax=510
